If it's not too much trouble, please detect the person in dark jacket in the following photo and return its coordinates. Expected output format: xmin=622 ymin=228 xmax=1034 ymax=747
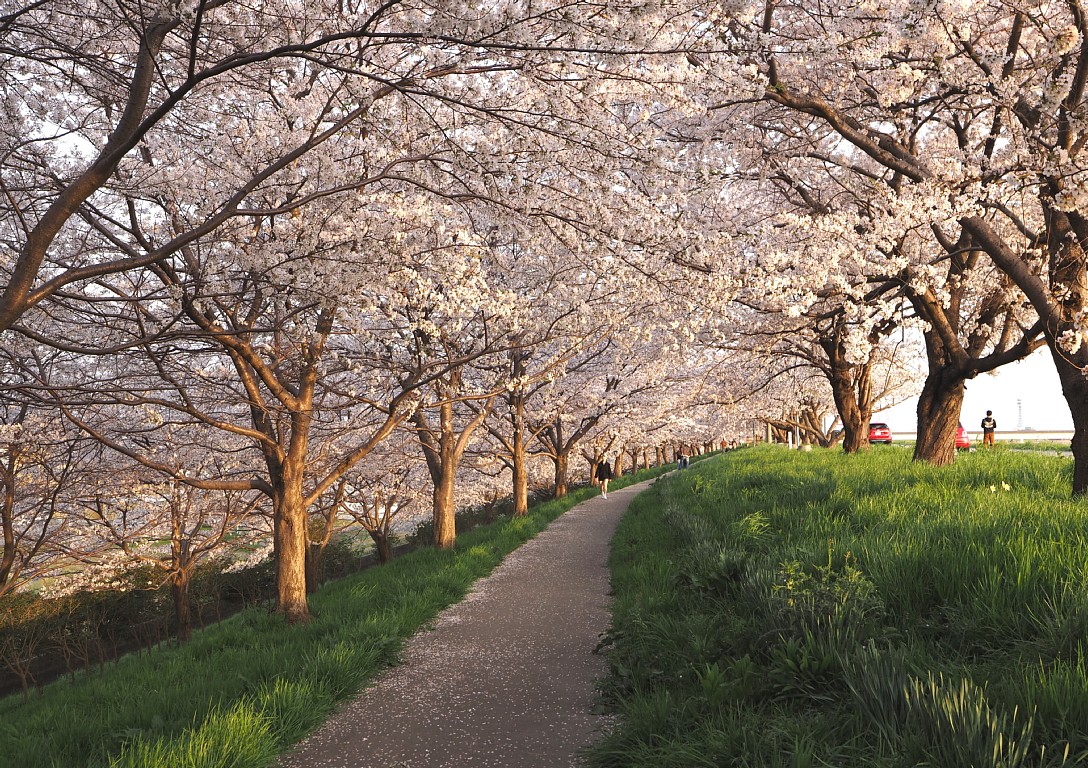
xmin=981 ymin=410 xmax=997 ymax=447
xmin=595 ymin=459 xmax=613 ymax=499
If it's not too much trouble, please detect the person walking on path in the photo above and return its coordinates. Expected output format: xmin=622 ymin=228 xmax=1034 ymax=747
xmin=279 ymin=477 xmax=659 ymax=768
xmin=595 ymin=457 xmax=613 ymax=498
xmin=981 ymin=410 xmax=997 ymax=447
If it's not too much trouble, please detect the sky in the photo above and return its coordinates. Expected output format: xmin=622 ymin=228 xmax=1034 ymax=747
xmin=874 ymin=347 xmax=1074 ymax=433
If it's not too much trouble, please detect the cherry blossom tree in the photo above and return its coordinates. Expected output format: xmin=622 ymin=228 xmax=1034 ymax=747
xmin=0 ymin=0 xmax=706 ymax=332
xmin=11 ymin=29 xmax=710 ymax=616
xmin=479 ymin=251 xmax=634 ymax=515
xmin=29 ymin=188 xmax=424 ymax=621
xmin=668 ymin=1 xmax=1046 ymax=464
xmin=716 ymin=297 xmax=922 ymax=452
xmin=894 ymin=2 xmax=1088 ymax=493
xmin=530 ymin=334 xmax=683 ymax=497
xmin=82 ymin=479 xmax=262 ymax=641
xmin=330 ymin=448 xmax=424 ymax=566
xmin=0 ymin=406 xmax=106 ymax=598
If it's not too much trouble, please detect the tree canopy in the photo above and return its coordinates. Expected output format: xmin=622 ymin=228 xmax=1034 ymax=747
xmin=5 ymin=0 xmax=1088 ymax=620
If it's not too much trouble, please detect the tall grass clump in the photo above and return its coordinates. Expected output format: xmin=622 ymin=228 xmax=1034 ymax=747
xmin=0 ymin=462 xmax=673 ymax=768
xmin=587 ymin=445 xmax=1088 ymax=767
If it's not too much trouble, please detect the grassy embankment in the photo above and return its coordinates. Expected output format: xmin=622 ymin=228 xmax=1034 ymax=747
xmin=0 ymin=462 xmax=673 ymax=768
xmin=588 ymin=444 xmax=1088 ymax=768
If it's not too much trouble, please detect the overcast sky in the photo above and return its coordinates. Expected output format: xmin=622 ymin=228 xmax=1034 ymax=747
xmin=875 ymin=347 xmax=1074 ymax=433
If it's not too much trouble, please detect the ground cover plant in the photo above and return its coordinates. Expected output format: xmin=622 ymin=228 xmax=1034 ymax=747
xmin=588 ymin=445 xmax=1088 ymax=767
xmin=0 ymin=463 xmax=671 ymax=768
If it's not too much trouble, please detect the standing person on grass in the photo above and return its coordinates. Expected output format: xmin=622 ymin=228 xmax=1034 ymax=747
xmin=595 ymin=458 xmax=613 ymax=499
xmin=981 ymin=410 xmax=997 ymax=447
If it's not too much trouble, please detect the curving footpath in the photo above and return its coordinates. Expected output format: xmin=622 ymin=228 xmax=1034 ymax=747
xmin=278 ymin=478 xmax=657 ymax=768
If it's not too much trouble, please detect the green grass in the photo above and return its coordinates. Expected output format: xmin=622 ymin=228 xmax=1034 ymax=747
xmin=0 ymin=463 xmax=673 ymax=768
xmin=587 ymin=445 xmax=1088 ymax=767
xmin=1003 ymin=440 xmax=1073 ymax=454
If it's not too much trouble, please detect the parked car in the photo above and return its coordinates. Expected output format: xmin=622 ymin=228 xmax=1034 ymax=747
xmin=869 ymin=422 xmax=893 ymax=444
xmin=956 ymin=423 xmax=971 ymax=450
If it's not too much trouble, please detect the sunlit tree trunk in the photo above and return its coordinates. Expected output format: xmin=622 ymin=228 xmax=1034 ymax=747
xmin=413 ymin=386 xmax=492 ymax=550
xmin=431 ymin=460 xmax=458 ymax=549
xmin=552 ymin=452 xmax=570 ymax=499
xmin=273 ymin=468 xmax=310 ymax=623
xmin=512 ymin=434 xmax=529 ymax=518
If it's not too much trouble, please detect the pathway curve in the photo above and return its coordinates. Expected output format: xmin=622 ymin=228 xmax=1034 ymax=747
xmin=278 ymin=478 xmax=657 ymax=768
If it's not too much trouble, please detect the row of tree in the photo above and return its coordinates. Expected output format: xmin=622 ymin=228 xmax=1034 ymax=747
xmin=6 ymin=0 xmax=1088 ymax=629
xmin=0 ymin=0 xmax=737 ymax=625
xmin=673 ymin=1 xmax=1086 ymax=475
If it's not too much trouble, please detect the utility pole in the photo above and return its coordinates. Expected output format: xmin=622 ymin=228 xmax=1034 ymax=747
xmin=1017 ymin=398 xmax=1023 ymax=431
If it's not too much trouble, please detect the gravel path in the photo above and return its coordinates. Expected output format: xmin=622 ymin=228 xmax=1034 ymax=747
xmin=277 ymin=478 xmax=654 ymax=768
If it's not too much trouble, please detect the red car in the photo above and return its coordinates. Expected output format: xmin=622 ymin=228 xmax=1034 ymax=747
xmin=956 ymin=423 xmax=971 ymax=450
xmin=868 ymin=422 xmax=892 ymax=444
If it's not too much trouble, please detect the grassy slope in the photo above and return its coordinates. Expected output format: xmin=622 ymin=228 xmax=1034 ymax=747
xmin=588 ymin=445 xmax=1088 ymax=768
xmin=0 ymin=463 xmax=672 ymax=768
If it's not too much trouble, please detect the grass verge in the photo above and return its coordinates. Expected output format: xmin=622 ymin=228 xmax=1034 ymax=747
xmin=0 ymin=463 xmax=672 ymax=768
xmin=587 ymin=444 xmax=1088 ymax=767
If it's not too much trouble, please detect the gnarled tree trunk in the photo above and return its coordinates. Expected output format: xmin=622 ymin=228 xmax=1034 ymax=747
xmin=913 ymin=368 xmax=965 ymax=466
xmin=829 ymin=360 xmax=873 ymax=453
xmin=818 ymin=321 xmax=876 ymax=454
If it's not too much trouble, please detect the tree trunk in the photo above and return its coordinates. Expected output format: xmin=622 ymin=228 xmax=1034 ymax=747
xmin=553 ymin=452 xmax=569 ymax=499
xmin=1051 ymin=350 xmax=1088 ymax=494
xmin=413 ymin=386 xmax=490 ymax=551
xmin=913 ymin=370 xmax=965 ymax=466
xmin=433 ymin=467 xmax=457 ymax=549
xmin=512 ymin=427 xmax=529 ymax=517
xmin=171 ymin=573 xmax=192 ymax=643
xmin=305 ymin=542 xmax=324 ymax=594
xmin=831 ymin=368 xmax=872 ymax=454
xmin=369 ymin=531 xmax=394 ymax=564
xmin=0 ymin=451 xmax=17 ymax=594
xmin=819 ymin=325 xmax=876 ymax=454
xmin=274 ymin=480 xmax=310 ymax=623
